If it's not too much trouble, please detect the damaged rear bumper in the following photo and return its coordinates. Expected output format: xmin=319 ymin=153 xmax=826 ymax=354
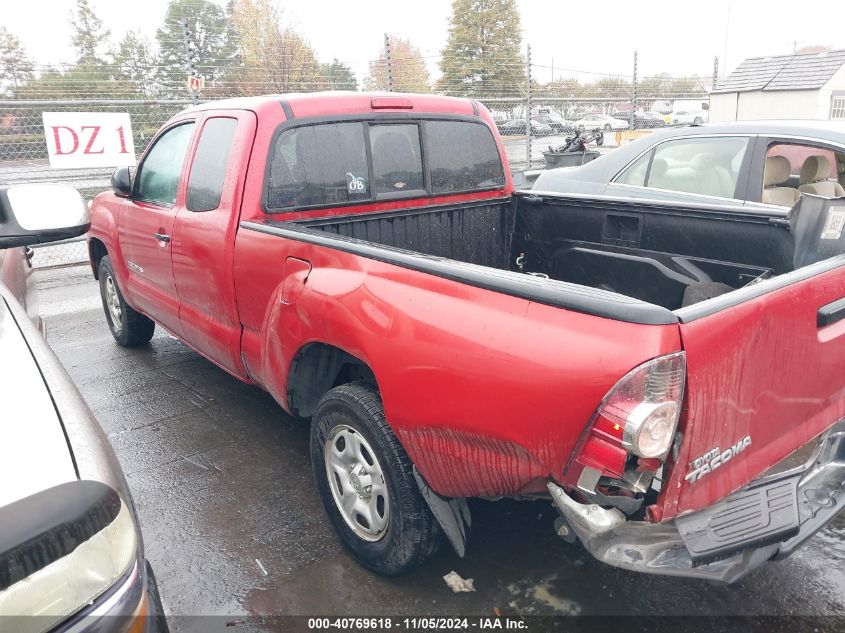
xmin=549 ymin=420 xmax=845 ymax=583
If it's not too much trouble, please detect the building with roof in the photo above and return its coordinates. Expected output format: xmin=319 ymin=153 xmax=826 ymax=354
xmin=710 ymin=50 xmax=845 ymax=122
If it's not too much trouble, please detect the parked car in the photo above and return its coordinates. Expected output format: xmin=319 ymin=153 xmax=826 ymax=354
xmin=88 ymin=93 xmax=845 ymax=583
xmin=672 ymin=110 xmax=707 ymax=125
xmin=533 ymin=120 xmax=845 ymax=210
xmin=532 ymin=113 xmax=572 ymax=134
xmin=574 ymin=113 xmax=630 ymax=131
xmin=491 ymin=113 xmax=508 ymax=129
xmin=499 ymin=117 xmax=554 ymax=136
xmin=0 ymin=184 xmax=166 ymax=631
xmin=612 ymin=110 xmax=666 ymax=129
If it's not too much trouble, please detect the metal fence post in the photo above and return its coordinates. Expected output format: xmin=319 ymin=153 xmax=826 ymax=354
xmin=713 ymin=56 xmax=719 ymax=91
xmin=181 ymin=18 xmax=198 ymax=105
xmin=631 ymin=50 xmax=638 ymax=130
xmin=384 ymin=34 xmax=393 ymax=92
xmin=525 ymin=44 xmax=532 ymax=168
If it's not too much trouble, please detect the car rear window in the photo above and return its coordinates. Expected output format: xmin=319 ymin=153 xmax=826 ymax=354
xmin=265 ymin=118 xmax=505 ymax=212
xmin=268 ymin=122 xmax=370 ymax=210
xmin=426 ymin=121 xmax=505 ymax=194
xmin=369 ymin=124 xmax=424 ymax=195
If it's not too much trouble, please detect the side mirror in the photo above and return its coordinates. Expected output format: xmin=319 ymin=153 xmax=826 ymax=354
xmin=0 ymin=184 xmax=90 ymax=249
xmin=111 ymin=166 xmax=132 ymax=198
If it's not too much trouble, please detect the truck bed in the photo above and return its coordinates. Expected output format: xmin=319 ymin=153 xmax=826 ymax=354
xmin=287 ymin=192 xmax=811 ymax=313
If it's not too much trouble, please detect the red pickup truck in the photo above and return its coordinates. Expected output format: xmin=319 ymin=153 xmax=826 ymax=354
xmin=87 ymin=93 xmax=845 ymax=582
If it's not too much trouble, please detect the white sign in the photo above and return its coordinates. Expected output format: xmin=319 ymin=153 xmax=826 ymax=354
xmin=42 ymin=112 xmax=136 ymax=169
xmin=186 ymin=75 xmax=205 ymax=93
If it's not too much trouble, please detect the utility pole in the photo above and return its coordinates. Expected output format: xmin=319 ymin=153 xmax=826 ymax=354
xmin=525 ymin=44 xmax=532 ymax=168
xmin=384 ymin=34 xmax=393 ymax=92
xmin=631 ymin=50 xmax=638 ymax=129
xmin=181 ymin=17 xmax=198 ymax=105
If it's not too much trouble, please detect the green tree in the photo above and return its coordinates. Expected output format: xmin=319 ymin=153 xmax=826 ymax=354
xmin=637 ymin=74 xmax=706 ymax=99
xmin=0 ymin=27 xmax=34 ymax=95
xmin=364 ymin=36 xmax=430 ymax=93
xmin=320 ymin=58 xmax=358 ymax=91
xmin=229 ymin=0 xmax=321 ymax=95
xmin=437 ymin=0 xmax=524 ymax=97
xmin=70 ymin=0 xmax=112 ymax=67
xmin=115 ymin=31 xmax=157 ymax=97
xmin=155 ymin=0 xmax=238 ymax=97
xmin=591 ymin=77 xmax=631 ymax=100
xmin=540 ymin=77 xmax=578 ymax=97
xmin=14 ymin=67 xmax=137 ymax=100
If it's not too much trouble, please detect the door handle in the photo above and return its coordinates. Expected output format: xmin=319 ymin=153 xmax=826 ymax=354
xmin=153 ymin=232 xmax=171 ymax=244
xmin=818 ymin=297 xmax=845 ymax=327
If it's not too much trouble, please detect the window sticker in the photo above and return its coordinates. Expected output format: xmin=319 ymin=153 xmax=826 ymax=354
xmin=347 ymin=172 xmax=366 ymax=193
xmin=821 ymin=207 xmax=845 ymax=240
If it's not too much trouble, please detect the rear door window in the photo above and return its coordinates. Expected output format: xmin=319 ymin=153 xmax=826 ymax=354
xmin=426 ymin=121 xmax=505 ymax=194
xmin=267 ymin=122 xmax=369 ymax=210
xmin=187 ymin=117 xmax=238 ymax=212
xmin=369 ymin=124 xmax=424 ymax=195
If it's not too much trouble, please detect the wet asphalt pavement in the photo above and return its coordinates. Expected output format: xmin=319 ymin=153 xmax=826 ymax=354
xmin=35 ymin=265 xmax=845 ymax=629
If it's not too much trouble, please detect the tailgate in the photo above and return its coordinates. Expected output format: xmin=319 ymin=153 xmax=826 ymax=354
xmin=662 ymin=255 xmax=845 ymax=519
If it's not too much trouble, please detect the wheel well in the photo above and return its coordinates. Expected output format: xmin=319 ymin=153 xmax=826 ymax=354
xmin=89 ymin=238 xmax=107 ymax=279
xmin=287 ymin=343 xmax=376 ymax=419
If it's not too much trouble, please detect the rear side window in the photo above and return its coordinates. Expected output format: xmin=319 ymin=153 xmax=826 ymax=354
xmin=187 ymin=117 xmax=238 ymax=212
xmin=369 ymin=124 xmax=424 ymax=195
xmin=616 ymin=152 xmax=650 ymax=186
xmin=268 ymin=122 xmax=369 ymax=209
xmin=426 ymin=121 xmax=504 ymax=193
xmin=135 ymin=122 xmax=195 ymax=206
xmin=616 ymin=136 xmax=749 ymax=200
xmin=648 ymin=137 xmax=749 ymax=199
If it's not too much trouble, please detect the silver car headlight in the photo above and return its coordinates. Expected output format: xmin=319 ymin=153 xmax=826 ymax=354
xmin=0 ymin=480 xmax=138 ymax=633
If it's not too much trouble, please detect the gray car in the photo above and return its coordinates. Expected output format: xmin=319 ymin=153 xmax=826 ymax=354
xmin=532 ymin=120 xmax=845 ymax=212
xmin=0 ymin=184 xmax=166 ymax=633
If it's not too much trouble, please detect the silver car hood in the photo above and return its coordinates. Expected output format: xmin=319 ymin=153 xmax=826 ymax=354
xmin=0 ymin=297 xmax=77 ymax=508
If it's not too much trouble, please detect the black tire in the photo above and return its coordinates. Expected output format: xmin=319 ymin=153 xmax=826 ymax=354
xmin=310 ymin=381 xmax=442 ymax=576
xmin=604 ymin=123 xmax=612 ymax=132
xmin=694 ymin=117 xmax=703 ymax=125
xmin=98 ymin=256 xmax=155 ymax=347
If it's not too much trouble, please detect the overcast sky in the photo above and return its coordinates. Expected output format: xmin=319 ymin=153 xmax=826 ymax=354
xmin=4 ymin=0 xmax=845 ymax=85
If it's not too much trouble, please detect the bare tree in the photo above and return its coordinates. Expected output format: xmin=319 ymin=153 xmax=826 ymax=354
xmin=365 ymin=36 xmax=430 ymax=93
xmin=229 ymin=0 xmax=321 ymax=95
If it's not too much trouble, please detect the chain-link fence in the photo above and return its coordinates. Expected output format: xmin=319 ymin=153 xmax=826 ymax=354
xmin=478 ymin=95 xmax=711 ymax=170
xmin=0 ymin=99 xmax=193 ymax=198
xmin=1 ymin=99 xmax=196 ymax=268
xmin=2 ymin=91 xmax=711 ymax=268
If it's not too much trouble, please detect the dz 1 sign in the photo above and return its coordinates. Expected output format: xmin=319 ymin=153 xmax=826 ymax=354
xmin=42 ymin=112 xmax=136 ymax=169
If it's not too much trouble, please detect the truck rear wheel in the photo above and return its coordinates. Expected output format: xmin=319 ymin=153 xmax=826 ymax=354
xmin=310 ymin=381 xmax=442 ymax=575
xmin=98 ymin=256 xmax=155 ymax=347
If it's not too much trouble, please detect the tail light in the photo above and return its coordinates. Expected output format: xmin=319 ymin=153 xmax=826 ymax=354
xmin=568 ymin=351 xmax=687 ymax=493
xmin=597 ymin=352 xmax=686 ymax=459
